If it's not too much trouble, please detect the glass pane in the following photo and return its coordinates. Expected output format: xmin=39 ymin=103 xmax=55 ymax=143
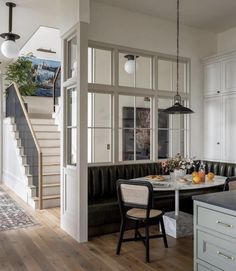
xmin=67 ymin=128 xmax=76 ymax=165
xmin=158 ymin=99 xmax=171 ymax=128
xmin=136 ymin=56 xmax=152 ymax=89
xmin=158 ymin=110 xmax=169 ymax=129
xmin=88 ymin=93 xmax=111 ymax=128
xmin=67 ymin=88 xmax=76 ymax=127
xmin=136 ymin=97 xmax=151 ymax=128
xmin=136 ymin=129 xmax=150 ymax=160
xmin=119 ymin=129 xmax=134 ymax=161
xmin=68 ymin=36 xmax=77 ymax=79
xmin=171 ymin=130 xmax=184 ymax=157
xmin=158 ymin=130 xmax=169 ymax=159
xmin=88 ymin=128 xmax=111 ymax=163
xmin=119 ymin=52 xmax=135 ymax=87
xmin=119 ymin=95 xmax=134 ymax=128
xmin=158 ymin=59 xmax=172 ymax=91
xmin=94 ymin=48 xmax=112 ymax=85
xmin=173 ymin=62 xmax=187 ymax=93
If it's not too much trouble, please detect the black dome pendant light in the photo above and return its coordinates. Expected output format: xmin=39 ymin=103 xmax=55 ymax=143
xmin=0 ymin=2 xmax=20 ymax=59
xmin=163 ymin=0 xmax=194 ymax=114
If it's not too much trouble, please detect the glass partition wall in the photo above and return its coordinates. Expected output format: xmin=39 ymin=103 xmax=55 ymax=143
xmin=88 ymin=42 xmax=190 ymax=165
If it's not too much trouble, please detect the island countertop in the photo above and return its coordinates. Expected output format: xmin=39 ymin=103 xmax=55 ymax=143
xmin=193 ymin=190 xmax=236 ymax=212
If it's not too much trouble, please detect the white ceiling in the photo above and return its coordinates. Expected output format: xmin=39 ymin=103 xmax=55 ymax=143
xmin=1 ymin=0 xmax=236 ymax=64
xmin=94 ymin=0 xmax=236 ymax=33
xmin=20 ymin=26 xmax=61 ymax=61
xmin=0 ymin=0 xmax=61 ymax=63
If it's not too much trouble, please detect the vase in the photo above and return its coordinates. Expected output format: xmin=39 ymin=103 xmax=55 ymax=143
xmin=174 ymin=169 xmax=186 ymax=180
xmin=170 ymin=171 xmax=175 ymax=182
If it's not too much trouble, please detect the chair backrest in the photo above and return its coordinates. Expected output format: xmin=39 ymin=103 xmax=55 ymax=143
xmin=116 ymin=179 xmax=153 ymax=218
xmin=223 ymin=177 xmax=236 ymax=191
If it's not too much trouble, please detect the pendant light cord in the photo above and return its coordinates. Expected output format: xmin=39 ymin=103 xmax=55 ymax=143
xmin=177 ymin=0 xmax=180 ymax=95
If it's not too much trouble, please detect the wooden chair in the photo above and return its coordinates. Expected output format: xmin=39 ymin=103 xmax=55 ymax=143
xmin=116 ymin=179 xmax=168 ymax=263
xmin=223 ymin=176 xmax=236 ymax=191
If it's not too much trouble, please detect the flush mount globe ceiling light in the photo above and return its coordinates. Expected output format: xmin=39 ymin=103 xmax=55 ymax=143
xmin=163 ymin=0 xmax=194 ymax=115
xmin=0 ymin=2 xmax=20 ymax=59
xmin=124 ymin=54 xmax=139 ymax=74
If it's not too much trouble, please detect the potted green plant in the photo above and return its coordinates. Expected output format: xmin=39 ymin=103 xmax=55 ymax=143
xmin=5 ymin=56 xmax=36 ymax=110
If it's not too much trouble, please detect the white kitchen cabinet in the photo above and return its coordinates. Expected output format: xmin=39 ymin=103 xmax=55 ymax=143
xmin=194 ymin=200 xmax=236 ymax=271
xmin=222 ymin=59 xmax=236 ymax=93
xmin=203 ymin=51 xmax=236 ymax=162
xmin=204 ymin=96 xmax=222 ymax=161
xmin=222 ymin=94 xmax=236 ymax=162
xmin=204 ymin=62 xmax=221 ymax=96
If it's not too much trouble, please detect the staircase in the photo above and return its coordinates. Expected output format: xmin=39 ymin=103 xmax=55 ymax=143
xmin=14 ymin=115 xmax=61 ymax=209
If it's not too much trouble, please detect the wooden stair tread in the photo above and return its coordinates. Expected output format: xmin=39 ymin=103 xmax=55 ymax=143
xmin=40 ymin=146 xmax=60 ymax=149
xmin=43 ymin=173 xmax=60 ymax=176
xmin=36 ymin=131 xmax=59 ymax=134
xmin=42 ymin=163 xmax=60 ymax=166
xmin=29 ymin=183 xmax=60 ymax=189
xmin=32 ymin=194 xmax=60 ymax=201
xmin=43 ymin=183 xmax=60 ymax=188
xmin=42 ymin=154 xmax=60 ymax=157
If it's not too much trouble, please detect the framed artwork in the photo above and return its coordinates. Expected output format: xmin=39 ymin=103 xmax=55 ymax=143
xmin=30 ymin=57 xmax=61 ymax=97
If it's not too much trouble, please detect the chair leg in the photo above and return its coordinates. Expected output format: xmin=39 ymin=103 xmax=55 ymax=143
xmin=160 ymin=217 xmax=168 ymax=248
xmin=134 ymin=220 xmax=139 ymax=241
xmin=116 ymin=219 xmax=126 ymax=255
xmin=145 ymin=221 xmax=150 ymax=263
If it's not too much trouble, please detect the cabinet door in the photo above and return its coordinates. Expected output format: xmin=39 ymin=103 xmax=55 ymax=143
xmin=204 ymin=62 xmax=221 ymax=96
xmin=223 ymin=94 xmax=236 ymax=162
xmin=204 ymin=96 xmax=222 ymax=160
xmin=222 ymin=59 xmax=236 ymax=93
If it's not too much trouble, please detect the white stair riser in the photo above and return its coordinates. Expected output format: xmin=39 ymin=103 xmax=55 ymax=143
xmin=43 ymin=165 xmax=60 ymax=174
xmin=29 ymin=185 xmax=60 ymax=197
xmin=36 ymin=132 xmax=60 ymax=139
xmin=43 ymin=174 xmax=60 ymax=184
xmin=21 ymin=156 xmax=27 ymax=164
xmin=39 ymin=139 xmax=60 ymax=147
xmin=42 ymin=155 xmax=60 ymax=163
xmin=27 ymin=174 xmax=60 ymax=185
xmin=41 ymin=147 xmax=60 ymax=155
xmin=30 ymin=119 xmax=55 ymax=125
xmin=33 ymin=125 xmax=58 ymax=132
xmin=38 ymin=198 xmax=60 ymax=209
xmin=17 ymin=148 xmax=24 ymax=156
xmin=29 ymin=197 xmax=60 ymax=209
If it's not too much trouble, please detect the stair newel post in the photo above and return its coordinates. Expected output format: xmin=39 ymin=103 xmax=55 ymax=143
xmin=38 ymin=152 xmax=43 ymax=209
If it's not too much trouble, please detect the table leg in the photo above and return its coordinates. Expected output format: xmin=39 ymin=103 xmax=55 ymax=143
xmin=175 ymin=190 xmax=179 ymax=216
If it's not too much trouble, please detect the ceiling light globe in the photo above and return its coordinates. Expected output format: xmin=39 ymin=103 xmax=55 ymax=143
xmin=124 ymin=59 xmax=136 ymax=74
xmin=1 ymin=39 xmax=19 ymax=59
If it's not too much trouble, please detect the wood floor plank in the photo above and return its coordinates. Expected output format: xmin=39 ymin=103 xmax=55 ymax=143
xmin=0 ymin=184 xmax=193 ymax=271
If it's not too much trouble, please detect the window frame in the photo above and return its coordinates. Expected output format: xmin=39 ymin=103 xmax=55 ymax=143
xmin=88 ymin=41 xmax=191 ymax=166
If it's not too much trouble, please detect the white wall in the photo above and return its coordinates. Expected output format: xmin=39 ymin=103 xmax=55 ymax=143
xmin=2 ymin=118 xmax=28 ymax=201
xmin=217 ymin=27 xmax=236 ymax=54
xmin=88 ymin=1 xmax=218 ymax=159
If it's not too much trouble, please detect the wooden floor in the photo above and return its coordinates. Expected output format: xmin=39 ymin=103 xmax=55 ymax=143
xmin=0 ymin=185 xmax=193 ymax=271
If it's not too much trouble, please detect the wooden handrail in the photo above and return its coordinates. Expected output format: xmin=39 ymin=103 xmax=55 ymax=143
xmin=11 ymin=82 xmax=43 ymax=209
xmin=52 ymin=66 xmax=61 ymax=112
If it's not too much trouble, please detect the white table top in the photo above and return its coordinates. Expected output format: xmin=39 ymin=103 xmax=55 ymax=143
xmin=134 ymin=175 xmax=226 ymax=191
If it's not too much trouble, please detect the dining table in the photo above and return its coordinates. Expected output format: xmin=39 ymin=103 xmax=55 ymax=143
xmin=134 ymin=175 xmax=226 ymax=238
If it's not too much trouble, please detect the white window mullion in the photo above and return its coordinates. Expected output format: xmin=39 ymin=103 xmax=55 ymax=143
xmin=134 ymin=96 xmax=136 ymax=161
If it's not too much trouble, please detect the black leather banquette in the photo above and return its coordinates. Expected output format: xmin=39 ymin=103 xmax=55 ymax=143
xmin=88 ymin=161 xmax=236 ymax=238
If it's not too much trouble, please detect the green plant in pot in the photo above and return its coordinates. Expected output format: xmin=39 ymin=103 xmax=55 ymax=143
xmin=5 ymin=56 xmax=36 ymax=110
